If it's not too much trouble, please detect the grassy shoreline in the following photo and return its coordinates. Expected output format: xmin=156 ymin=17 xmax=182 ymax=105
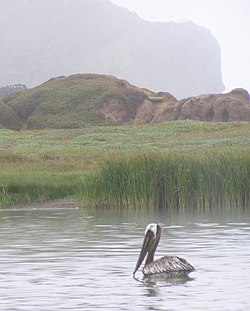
xmin=1 ymin=121 xmax=250 ymax=208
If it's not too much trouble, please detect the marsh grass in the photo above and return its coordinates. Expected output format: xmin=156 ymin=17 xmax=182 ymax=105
xmin=1 ymin=121 xmax=250 ymax=207
xmin=79 ymin=152 xmax=250 ymax=209
xmin=0 ymin=172 xmax=81 ymax=206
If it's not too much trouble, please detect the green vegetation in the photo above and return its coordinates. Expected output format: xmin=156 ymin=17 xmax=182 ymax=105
xmin=80 ymin=152 xmax=249 ymax=209
xmin=2 ymin=74 xmax=145 ymax=130
xmin=0 ymin=101 xmax=21 ymax=130
xmin=0 ymin=121 xmax=250 ymax=208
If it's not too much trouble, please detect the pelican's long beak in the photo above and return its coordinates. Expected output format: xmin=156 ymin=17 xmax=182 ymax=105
xmin=133 ymin=230 xmax=154 ymax=276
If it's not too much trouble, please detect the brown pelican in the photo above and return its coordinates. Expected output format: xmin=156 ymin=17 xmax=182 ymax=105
xmin=133 ymin=223 xmax=195 ymax=276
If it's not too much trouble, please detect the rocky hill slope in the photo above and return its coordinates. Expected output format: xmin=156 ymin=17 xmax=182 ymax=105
xmin=0 ymin=0 xmax=224 ymax=98
xmin=0 ymin=74 xmax=249 ymax=130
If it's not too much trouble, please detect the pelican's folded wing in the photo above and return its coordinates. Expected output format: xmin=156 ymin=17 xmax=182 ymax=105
xmin=143 ymin=256 xmax=195 ymax=275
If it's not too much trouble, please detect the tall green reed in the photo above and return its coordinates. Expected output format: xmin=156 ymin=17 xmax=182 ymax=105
xmin=0 ymin=185 xmax=12 ymax=206
xmin=79 ymin=151 xmax=250 ymax=209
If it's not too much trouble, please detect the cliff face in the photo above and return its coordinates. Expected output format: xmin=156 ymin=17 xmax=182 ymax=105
xmin=0 ymin=0 xmax=224 ymax=98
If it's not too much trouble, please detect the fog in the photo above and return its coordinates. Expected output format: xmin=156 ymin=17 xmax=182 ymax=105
xmin=111 ymin=0 xmax=250 ymax=93
xmin=0 ymin=0 xmax=225 ymax=98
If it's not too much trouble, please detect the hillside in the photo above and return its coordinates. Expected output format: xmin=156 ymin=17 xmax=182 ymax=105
xmin=1 ymin=74 xmax=147 ymax=130
xmin=0 ymin=0 xmax=224 ymax=98
xmin=0 ymin=84 xmax=27 ymax=129
xmin=1 ymin=74 xmax=249 ymax=130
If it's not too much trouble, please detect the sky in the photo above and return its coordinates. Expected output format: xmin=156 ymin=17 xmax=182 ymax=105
xmin=111 ymin=0 xmax=250 ymax=93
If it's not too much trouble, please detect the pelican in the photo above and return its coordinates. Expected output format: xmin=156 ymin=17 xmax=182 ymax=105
xmin=133 ymin=223 xmax=195 ymax=276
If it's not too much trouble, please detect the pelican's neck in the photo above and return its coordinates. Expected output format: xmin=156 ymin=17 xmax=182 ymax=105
xmin=145 ymin=225 xmax=161 ymax=265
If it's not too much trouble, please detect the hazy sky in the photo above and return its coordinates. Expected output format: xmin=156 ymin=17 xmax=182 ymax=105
xmin=111 ymin=0 xmax=250 ymax=93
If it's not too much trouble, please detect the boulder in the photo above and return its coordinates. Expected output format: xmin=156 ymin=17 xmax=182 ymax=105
xmin=134 ymin=92 xmax=177 ymax=124
xmin=213 ymin=89 xmax=250 ymax=121
xmin=153 ymin=88 xmax=250 ymax=122
xmin=133 ymin=100 xmax=154 ymax=124
xmin=101 ymin=96 xmax=134 ymax=124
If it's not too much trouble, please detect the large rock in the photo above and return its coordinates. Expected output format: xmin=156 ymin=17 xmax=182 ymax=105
xmin=134 ymin=92 xmax=177 ymax=124
xmin=153 ymin=88 xmax=250 ymax=122
xmin=213 ymin=89 xmax=250 ymax=121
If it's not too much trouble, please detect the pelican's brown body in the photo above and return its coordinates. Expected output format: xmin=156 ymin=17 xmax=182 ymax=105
xmin=133 ymin=223 xmax=195 ymax=276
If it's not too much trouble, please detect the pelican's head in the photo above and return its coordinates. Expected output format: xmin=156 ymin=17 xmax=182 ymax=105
xmin=133 ymin=223 xmax=160 ymax=276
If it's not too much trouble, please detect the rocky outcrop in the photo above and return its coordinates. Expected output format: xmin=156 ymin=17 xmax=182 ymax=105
xmin=134 ymin=92 xmax=177 ymax=124
xmin=101 ymin=94 xmax=145 ymax=124
xmin=133 ymin=100 xmax=155 ymax=124
xmin=152 ymin=88 xmax=250 ymax=122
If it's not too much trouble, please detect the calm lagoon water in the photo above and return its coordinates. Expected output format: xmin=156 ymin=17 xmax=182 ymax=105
xmin=0 ymin=206 xmax=249 ymax=310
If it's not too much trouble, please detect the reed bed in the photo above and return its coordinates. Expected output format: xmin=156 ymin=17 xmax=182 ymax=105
xmin=79 ymin=151 xmax=250 ymax=210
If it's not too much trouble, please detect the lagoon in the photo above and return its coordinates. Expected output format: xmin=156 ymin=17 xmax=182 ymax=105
xmin=0 ymin=206 xmax=249 ymax=310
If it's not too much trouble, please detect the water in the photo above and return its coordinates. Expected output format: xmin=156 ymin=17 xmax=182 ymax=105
xmin=0 ymin=206 xmax=249 ymax=311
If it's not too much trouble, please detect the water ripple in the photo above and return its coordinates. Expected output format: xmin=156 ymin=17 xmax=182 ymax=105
xmin=0 ymin=208 xmax=249 ymax=310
